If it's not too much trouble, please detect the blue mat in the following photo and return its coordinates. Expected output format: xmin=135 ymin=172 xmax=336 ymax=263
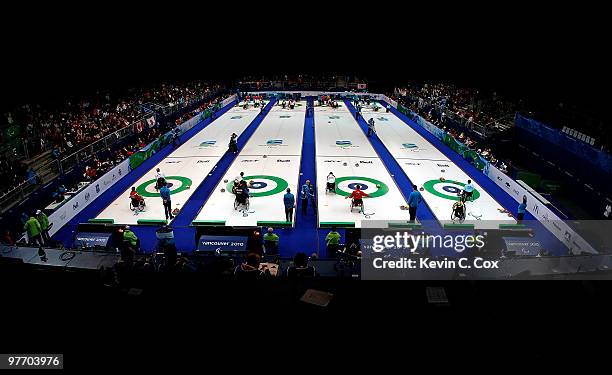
xmin=277 ymin=97 xmax=340 ymax=258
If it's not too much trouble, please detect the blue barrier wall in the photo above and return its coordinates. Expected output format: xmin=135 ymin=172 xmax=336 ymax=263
xmin=515 ymin=113 xmax=612 ymax=176
xmin=515 ymin=114 xmax=612 ymax=207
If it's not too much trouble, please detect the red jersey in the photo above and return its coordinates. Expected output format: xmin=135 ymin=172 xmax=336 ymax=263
xmin=130 ymin=190 xmax=142 ymax=201
xmin=349 ymin=190 xmax=369 ymax=200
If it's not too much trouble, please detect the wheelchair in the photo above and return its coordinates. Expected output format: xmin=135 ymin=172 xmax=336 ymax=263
xmin=234 ymin=194 xmax=250 ymax=211
xmin=451 ymin=201 xmax=466 ymax=222
xmin=155 ymin=178 xmax=166 ymax=191
xmin=350 ymin=198 xmax=364 ymax=213
xmin=326 ymin=182 xmax=336 ymax=194
xmin=130 ymin=197 xmax=146 ymax=213
xmin=458 ymin=190 xmax=473 ymax=203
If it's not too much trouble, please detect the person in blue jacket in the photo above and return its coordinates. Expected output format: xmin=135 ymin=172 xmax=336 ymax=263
xmin=283 ymin=188 xmax=295 ymax=223
xmin=160 ymin=183 xmax=173 ymax=220
xmin=300 ymin=180 xmax=315 ymax=215
xmin=517 ymin=196 xmax=527 ymax=223
xmin=407 ymin=185 xmax=422 ymax=222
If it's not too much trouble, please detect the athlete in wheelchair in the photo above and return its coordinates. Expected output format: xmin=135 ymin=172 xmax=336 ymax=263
xmin=129 ymin=187 xmax=146 ymax=212
xmin=345 ymin=185 xmax=369 ymax=213
xmin=233 ymin=179 xmax=250 ymax=211
xmin=462 ymin=180 xmax=475 ymax=202
xmin=154 ymin=168 xmax=166 ymax=191
xmin=451 ymin=200 xmax=466 ymax=222
xmin=326 ymin=172 xmax=336 ymax=194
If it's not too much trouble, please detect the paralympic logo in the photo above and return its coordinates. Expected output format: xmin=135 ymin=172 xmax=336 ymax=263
xmin=199 ymin=140 xmax=216 ymax=147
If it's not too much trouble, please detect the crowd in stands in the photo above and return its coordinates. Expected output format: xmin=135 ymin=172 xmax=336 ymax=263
xmin=1 ymin=82 xmax=231 ymax=247
xmin=238 ymin=73 xmax=367 ymax=92
xmin=173 ymin=95 xmax=226 ymax=127
xmin=394 ymin=83 xmax=517 ymax=133
xmin=394 ymin=81 xmax=612 ymax=153
xmin=0 ymin=82 xmax=223 ymax=194
xmin=392 ymin=84 xmax=511 ymax=174
xmin=0 ymin=125 xmax=169 ymax=245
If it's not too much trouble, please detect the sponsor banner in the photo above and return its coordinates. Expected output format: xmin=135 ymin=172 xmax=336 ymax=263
xmin=129 ymin=129 xmax=177 ymax=170
xmin=173 ymin=97 xmax=232 ymax=139
xmin=220 ymin=94 xmax=237 ymax=108
xmin=396 ymin=102 xmax=453 ymax=140
xmin=74 ymin=232 xmax=112 ymax=248
xmin=48 ymin=158 xmax=130 ymax=236
xmin=380 ymin=95 xmax=398 ymax=109
xmin=503 ymin=237 xmax=543 ymax=256
xmin=417 ymin=117 xmax=446 ymax=140
xmin=177 ymin=115 xmax=200 ymax=134
xmin=197 ymin=235 xmax=248 ymax=254
xmin=487 ymin=164 xmax=596 ymax=254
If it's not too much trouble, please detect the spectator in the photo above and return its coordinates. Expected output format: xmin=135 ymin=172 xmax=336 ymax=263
xmin=84 ymin=165 xmax=97 ymax=181
xmin=51 ymin=145 xmax=61 ymax=159
xmin=52 ymin=186 xmax=65 ymax=203
xmin=20 ymin=212 xmax=29 ymax=226
xmin=234 ymin=253 xmax=268 ymax=280
xmin=286 ymin=252 xmax=316 ymax=278
xmin=1 ymin=230 xmax=15 ymax=245
xmin=172 ymin=127 xmax=181 ymax=147
xmin=26 ymin=167 xmax=39 ymax=185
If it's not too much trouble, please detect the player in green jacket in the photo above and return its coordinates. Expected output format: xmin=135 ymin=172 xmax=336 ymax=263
xmin=263 ymin=227 xmax=280 ymax=254
xmin=325 ymin=227 xmax=341 ymax=257
xmin=36 ymin=209 xmax=51 ymax=245
xmin=24 ymin=214 xmax=44 ymax=247
xmin=123 ymin=226 xmax=139 ymax=248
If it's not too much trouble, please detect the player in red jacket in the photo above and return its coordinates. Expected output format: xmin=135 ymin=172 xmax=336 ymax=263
xmin=129 ymin=186 xmax=145 ymax=211
xmin=345 ymin=185 xmax=369 ymax=208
